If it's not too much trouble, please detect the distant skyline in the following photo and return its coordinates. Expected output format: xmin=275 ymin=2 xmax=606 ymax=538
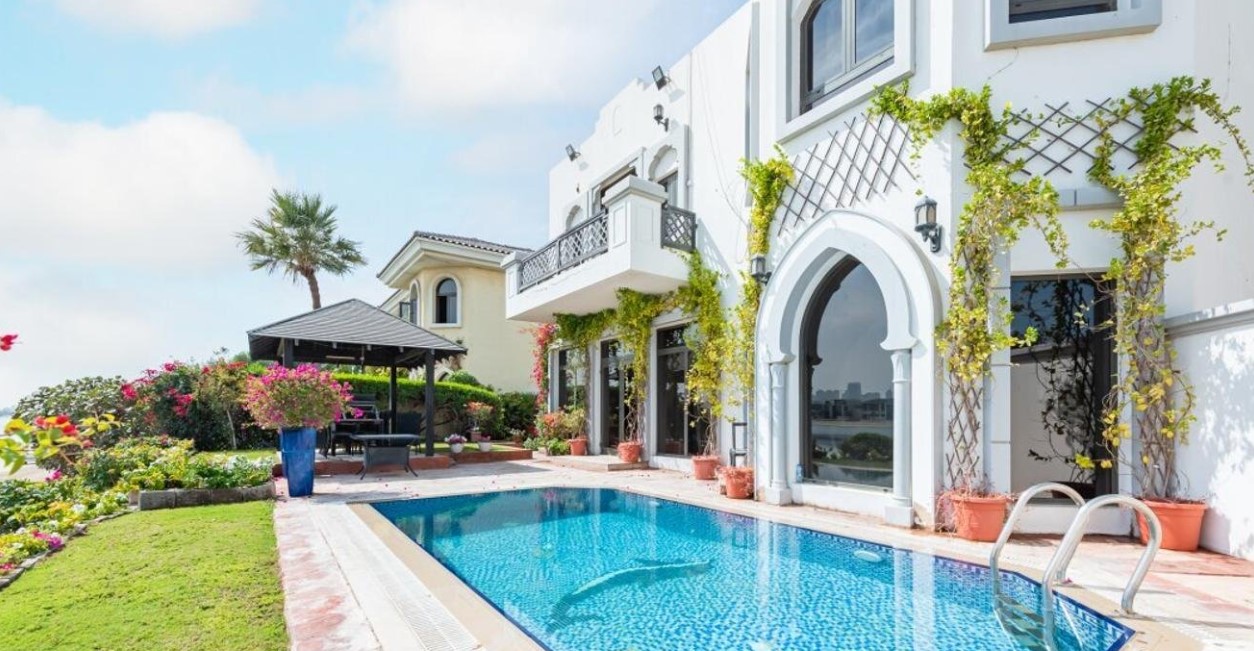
xmin=0 ymin=0 xmax=745 ymax=405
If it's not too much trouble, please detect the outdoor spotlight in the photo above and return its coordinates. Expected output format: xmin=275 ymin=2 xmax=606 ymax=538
xmin=653 ymin=104 xmax=669 ymax=131
xmin=652 ymin=65 xmax=670 ymax=90
xmin=913 ymin=195 xmax=942 ymax=253
xmin=750 ymin=253 xmax=771 ymax=285
xmin=565 ymin=144 xmax=580 ymax=161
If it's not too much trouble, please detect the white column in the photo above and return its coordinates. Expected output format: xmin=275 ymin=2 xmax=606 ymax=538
xmin=764 ymin=356 xmax=793 ymax=505
xmin=985 ymin=253 xmax=1013 ymax=493
xmin=885 ymin=348 xmax=913 ymax=527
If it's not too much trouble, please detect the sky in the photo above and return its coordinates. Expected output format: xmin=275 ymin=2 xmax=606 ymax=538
xmin=0 ymin=0 xmax=747 ymax=407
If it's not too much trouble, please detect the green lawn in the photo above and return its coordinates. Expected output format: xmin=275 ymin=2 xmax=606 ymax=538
xmin=206 ymin=449 xmax=279 ymax=462
xmin=0 ymin=501 xmax=287 ymax=651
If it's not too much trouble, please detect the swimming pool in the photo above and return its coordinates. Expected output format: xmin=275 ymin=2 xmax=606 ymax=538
xmin=373 ymin=487 xmax=1132 ymax=651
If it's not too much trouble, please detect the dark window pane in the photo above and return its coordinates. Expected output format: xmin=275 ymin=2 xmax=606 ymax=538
xmin=854 ymin=0 xmax=893 ymax=63
xmin=803 ymin=261 xmax=893 ymax=489
xmin=436 ymin=279 xmax=457 ymax=323
xmin=1009 ymin=0 xmax=1116 ymax=23
xmin=807 ymin=0 xmax=845 ymax=93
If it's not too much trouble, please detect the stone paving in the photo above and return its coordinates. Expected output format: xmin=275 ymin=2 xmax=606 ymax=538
xmin=274 ymin=459 xmax=1254 ymax=651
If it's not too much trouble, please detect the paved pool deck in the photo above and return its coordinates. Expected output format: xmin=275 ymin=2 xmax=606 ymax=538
xmin=274 ymin=460 xmax=1254 ymax=651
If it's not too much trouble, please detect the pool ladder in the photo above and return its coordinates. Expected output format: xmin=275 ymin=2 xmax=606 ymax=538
xmin=990 ymin=482 xmax=1163 ymax=614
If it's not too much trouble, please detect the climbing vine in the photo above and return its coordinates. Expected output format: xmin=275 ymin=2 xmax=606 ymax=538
xmin=552 ymin=309 xmax=616 ymax=410
xmin=529 ymin=323 xmax=557 ymax=408
xmin=732 ymin=146 xmax=794 ymax=398
xmin=871 ymin=83 xmax=1068 ymax=494
xmin=613 ymin=289 xmax=671 ymax=443
xmin=1088 ymin=76 xmax=1254 ymax=500
xmin=674 ymin=251 xmax=731 ymax=454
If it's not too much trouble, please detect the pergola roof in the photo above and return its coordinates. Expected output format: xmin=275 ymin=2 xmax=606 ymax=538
xmin=247 ymin=298 xmax=466 ymax=368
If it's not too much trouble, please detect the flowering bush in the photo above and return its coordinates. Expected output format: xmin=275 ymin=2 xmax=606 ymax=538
xmin=464 ymin=401 xmax=494 ymax=437
xmin=124 ymin=362 xmax=235 ymax=450
xmin=534 ymin=408 xmax=585 ymax=440
xmin=1 ymin=413 xmax=117 ymax=475
xmin=243 ymin=364 xmax=355 ymax=430
xmin=0 ymin=476 xmax=126 ymax=536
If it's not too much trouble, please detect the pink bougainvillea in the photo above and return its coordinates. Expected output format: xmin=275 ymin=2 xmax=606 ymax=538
xmin=242 ymin=364 xmax=354 ymax=430
xmin=530 ymin=323 xmax=558 ymax=407
xmin=0 ymin=333 xmax=16 ymax=351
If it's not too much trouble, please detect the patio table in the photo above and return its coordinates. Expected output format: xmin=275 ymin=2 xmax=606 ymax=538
xmin=349 ymin=433 xmax=420 ymax=478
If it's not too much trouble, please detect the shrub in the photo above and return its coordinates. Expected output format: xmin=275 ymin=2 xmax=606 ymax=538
xmin=78 ymin=437 xmax=271 ymax=492
xmin=839 ymin=432 xmax=893 ymax=462
xmin=443 ymin=370 xmax=482 ymax=387
xmin=14 ymin=376 xmax=137 ymax=445
xmin=0 ymin=478 xmax=126 ymax=535
xmin=77 ymin=436 xmax=193 ymax=492
xmin=127 ymin=363 xmax=234 ymax=451
xmin=499 ymin=391 xmax=539 ymax=432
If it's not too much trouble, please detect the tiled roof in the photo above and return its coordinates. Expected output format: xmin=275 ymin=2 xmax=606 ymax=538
xmin=412 ymin=231 xmax=532 ymax=255
xmin=247 ymin=299 xmax=465 ymax=366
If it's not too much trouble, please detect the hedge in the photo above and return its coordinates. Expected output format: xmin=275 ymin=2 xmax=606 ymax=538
xmin=332 ymin=374 xmax=505 ymax=436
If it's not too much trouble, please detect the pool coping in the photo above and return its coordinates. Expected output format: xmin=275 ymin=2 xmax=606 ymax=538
xmin=348 ymin=482 xmax=1198 ymax=651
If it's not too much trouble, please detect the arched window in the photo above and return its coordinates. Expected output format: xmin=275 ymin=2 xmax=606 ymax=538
xmin=802 ymin=0 xmax=894 ymax=112
xmin=406 ymin=282 xmax=419 ymax=324
xmin=435 ymin=278 xmax=459 ymax=324
xmin=800 ymin=257 xmax=893 ymax=489
xmin=565 ymin=206 xmax=584 ymax=231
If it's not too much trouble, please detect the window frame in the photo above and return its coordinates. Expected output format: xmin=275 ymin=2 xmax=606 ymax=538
xmin=984 ymin=0 xmax=1160 ymax=51
xmin=432 ymin=276 xmax=461 ymax=327
xmin=801 ymin=0 xmax=896 ymax=113
xmin=780 ymin=0 xmax=913 ymax=143
xmin=404 ymin=281 xmax=420 ymax=324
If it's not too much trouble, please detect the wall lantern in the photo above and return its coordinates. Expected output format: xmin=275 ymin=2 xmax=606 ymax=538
xmin=565 ymin=144 xmax=580 ymax=161
xmin=653 ymin=104 xmax=669 ymax=131
xmin=913 ymin=195 xmax=942 ymax=253
xmin=750 ymin=253 xmax=772 ymax=285
xmin=652 ymin=65 xmax=670 ymax=90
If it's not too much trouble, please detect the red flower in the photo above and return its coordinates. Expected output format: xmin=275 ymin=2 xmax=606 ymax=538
xmin=0 ymin=334 xmax=16 ymax=351
xmin=60 ymin=423 xmax=77 ymax=435
xmin=54 ymin=415 xmax=69 ymax=425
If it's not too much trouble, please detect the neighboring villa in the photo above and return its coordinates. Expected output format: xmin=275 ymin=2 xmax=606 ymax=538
xmin=378 ymin=231 xmax=535 ymax=392
xmin=503 ymin=0 xmax=1254 ymax=560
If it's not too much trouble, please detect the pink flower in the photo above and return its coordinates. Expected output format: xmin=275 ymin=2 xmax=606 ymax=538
xmin=0 ymin=333 xmax=17 ymax=351
xmin=45 ymin=469 xmax=63 ymax=483
xmin=121 ymin=383 xmax=138 ymax=401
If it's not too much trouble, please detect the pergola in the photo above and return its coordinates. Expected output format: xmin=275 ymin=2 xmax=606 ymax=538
xmin=246 ymin=298 xmax=467 ymax=456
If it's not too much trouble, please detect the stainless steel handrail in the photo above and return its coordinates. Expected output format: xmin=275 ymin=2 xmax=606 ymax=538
xmin=1041 ymin=494 xmax=1161 ymax=615
xmin=990 ymin=482 xmax=1087 ymax=583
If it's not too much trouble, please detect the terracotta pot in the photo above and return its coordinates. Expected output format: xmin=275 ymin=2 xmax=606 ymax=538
xmin=617 ymin=441 xmax=642 ymax=464
xmin=952 ymin=494 xmax=1009 ymax=542
xmin=691 ymin=455 xmax=718 ymax=480
xmin=569 ymin=437 xmax=588 ymax=456
xmin=1139 ymin=499 xmax=1206 ymax=551
xmin=723 ymin=467 xmax=754 ymax=500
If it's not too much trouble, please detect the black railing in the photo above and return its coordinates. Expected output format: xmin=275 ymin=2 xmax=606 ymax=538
xmin=517 ymin=212 xmax=611 ymax=291
xmin=661 ymin=205 xmax=696 ymax=252
xmin=516 ymin=206 xmax=698 ymax=293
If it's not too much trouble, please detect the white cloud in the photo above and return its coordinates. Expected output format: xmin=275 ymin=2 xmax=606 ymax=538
xmin=343 ymin=0 xmax=660 ymax=113
xmin=53 ymin=0 xmax=260 ymax=38
xmin=449 ymin=129 xmax=562 ymax=175
xmin=0 ymin=100 xmax=281 ymax=268
xmin=189 ymin=75 xmax=374 ymax=128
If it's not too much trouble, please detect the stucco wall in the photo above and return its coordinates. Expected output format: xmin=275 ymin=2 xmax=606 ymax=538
xmin=385 ymin=265 xmax=534 ymax=393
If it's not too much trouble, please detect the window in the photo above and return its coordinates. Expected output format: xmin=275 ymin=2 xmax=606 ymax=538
xmin=800 ymin=258 xmax=893 ymax=489
xmin=595 ymin=167 xmax=637 ymax=214
xmin=657 ymin=172 xmax=679 ymax=207
xmin=600 ymin=340 xmax=630 ymax=450
xmin=1009 ymin=0 xmax=1115 ymax=23
xmin=435 ymin=278 xmax=458 ymax=324
xmin=986 ymin=0 xmax=1160 ymax=50
xmin=655 ymin=325 xmax=708 ymax=457
xmin=802 ymin=0 xmax=894 ymax=112
xmin=556 ymin=347 xmax=586 ymax=409
xmin=401 ymin=282 xmax=419 ymax=324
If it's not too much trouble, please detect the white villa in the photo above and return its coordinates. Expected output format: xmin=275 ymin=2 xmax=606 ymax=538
xmin=503 ymin=0 xmax=1254 ymax=561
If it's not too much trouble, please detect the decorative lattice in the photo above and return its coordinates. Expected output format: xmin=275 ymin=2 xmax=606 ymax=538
xmin=777 ymin=113 xmax=915 ymax=236
xmin=1004 ymin=98 xmax=1191 ymax=180
xmin=661 ymin=206 xmax=697 ymax=252
xmin=518 ymin=213 xmax=610 ymax=291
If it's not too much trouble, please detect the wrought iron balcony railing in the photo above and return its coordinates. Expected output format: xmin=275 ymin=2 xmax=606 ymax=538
xmin=516 ymin=206 xmax=697 ymax=293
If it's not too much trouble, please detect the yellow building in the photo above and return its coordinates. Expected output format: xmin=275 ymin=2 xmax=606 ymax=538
xmin=378 ymin=232 xmax=535 ymax=393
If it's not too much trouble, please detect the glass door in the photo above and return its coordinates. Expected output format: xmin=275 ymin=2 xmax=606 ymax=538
xmin=655 ymin=325 xmax=707 ymax=457
xmin=600 ymin=340 xmax=629 ymax=451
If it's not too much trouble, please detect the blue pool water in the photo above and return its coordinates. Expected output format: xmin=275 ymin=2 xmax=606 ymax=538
xmin=373 ymin=488 xmax=1132 ymax=651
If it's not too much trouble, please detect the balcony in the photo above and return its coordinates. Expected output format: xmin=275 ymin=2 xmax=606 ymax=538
xmin=504 ymin=177 xmax=696 ymax=322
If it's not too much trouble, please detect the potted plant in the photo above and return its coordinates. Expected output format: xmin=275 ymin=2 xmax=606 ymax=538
xmin=242 ymin=364 xmax=353 ymax=498
xmin=564 ymin=407 xmax=588 ymax=456
xmin=691 ymin=423 xmax=719 ymax=481
xmin=464 ymin=401 xmax=494 ymax=447
xmin=721 ymin=466 xmax=753 ymax=500
xmin=445 ymin=434 xmax=466 ymax=454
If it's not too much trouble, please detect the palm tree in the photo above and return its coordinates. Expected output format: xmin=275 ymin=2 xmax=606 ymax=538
xmin=236 ymin=190 xmax=366 ymax=309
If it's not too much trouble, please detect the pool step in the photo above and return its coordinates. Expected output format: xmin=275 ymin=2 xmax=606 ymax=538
xmin=543 ymin=454 xmax=650 ymax=472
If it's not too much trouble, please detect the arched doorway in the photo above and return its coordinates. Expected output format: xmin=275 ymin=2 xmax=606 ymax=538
xmin=799 ymin=256 xmax=895 ymax=490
